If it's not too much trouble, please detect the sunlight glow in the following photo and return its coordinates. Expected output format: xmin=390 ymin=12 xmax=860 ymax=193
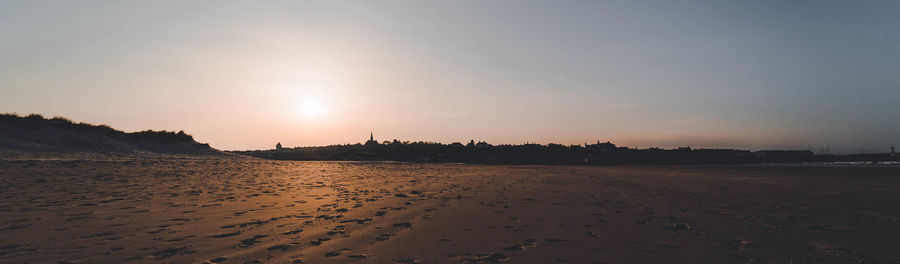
xmin=300 ymin=99 xmax=326 ymax=118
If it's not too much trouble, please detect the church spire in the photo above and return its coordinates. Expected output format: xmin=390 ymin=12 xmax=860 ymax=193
xmin=365 ymin=131 xmax=378 ymax=146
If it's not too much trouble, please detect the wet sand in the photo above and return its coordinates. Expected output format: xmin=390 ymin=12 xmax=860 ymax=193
xmin=1 ymin=154 xmax=898 ymax=263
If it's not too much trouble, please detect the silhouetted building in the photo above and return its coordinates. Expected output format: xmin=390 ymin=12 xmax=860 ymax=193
xmin=586 ymin=141 xmax=616 ymax=151
xmin=276 ymin=142 xmax=282 ymax=151
xmin=365 ymin=132 xmax=379 ymax=146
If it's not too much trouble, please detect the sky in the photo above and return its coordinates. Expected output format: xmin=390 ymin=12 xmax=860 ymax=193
xmin=1 ymin=1 xmax=898 ymax=153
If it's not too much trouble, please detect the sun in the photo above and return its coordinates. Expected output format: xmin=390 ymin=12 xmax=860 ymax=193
xmin=300 ymin=99 xmax=326 ymax=118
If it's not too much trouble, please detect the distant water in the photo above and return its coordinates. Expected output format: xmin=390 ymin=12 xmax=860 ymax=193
xmin=765 ymin=161 xmax=900 ymax=167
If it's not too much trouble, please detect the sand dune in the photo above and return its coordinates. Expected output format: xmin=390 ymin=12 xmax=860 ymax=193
xmin=1 ymin=153 xmax=898 ymax=263
xmin=0 ymin=114 xmax=217 ymax=154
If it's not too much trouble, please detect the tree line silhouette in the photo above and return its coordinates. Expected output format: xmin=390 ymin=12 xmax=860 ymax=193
xmin=233 ymin=139 xmax=857 ymax=165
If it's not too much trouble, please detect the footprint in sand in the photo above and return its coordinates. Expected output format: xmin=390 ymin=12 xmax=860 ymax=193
xmin=310 ymin=237 xmax=330 ymax=246
xmin=466 ymin=253 xmax=510 ymax=263
xmin=347 ymin=254 xmax=368 ymax=259
xmin=282 ymin=228 xmax=303 ymax=235
xmin=325 ymin=248 xmax=351 ymax=257
xmin=267 ymin=243 xmax=299 ymax=251
xmin=523 ymin=239 xmax=538 ymax=247
xmin=237 ymin=235 xmax=268 ymax=248
xmin=376 ymin=233 xmax=397 ymax=241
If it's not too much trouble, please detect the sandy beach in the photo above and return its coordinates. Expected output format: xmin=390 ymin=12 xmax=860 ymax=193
xmin=1 ymin=154 xmax=898 ymax=263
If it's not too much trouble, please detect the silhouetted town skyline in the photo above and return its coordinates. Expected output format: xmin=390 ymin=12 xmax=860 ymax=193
xmin=234 ymin=132 xmax=898 ymax=165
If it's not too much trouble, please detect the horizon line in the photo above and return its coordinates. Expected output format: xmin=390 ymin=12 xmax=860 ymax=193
xmin=239 ymin=139 xmax=889 ymax=155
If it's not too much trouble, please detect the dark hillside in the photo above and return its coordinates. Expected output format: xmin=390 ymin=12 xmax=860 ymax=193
xmin=0 ymin=114 xmax=218 ymax=154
